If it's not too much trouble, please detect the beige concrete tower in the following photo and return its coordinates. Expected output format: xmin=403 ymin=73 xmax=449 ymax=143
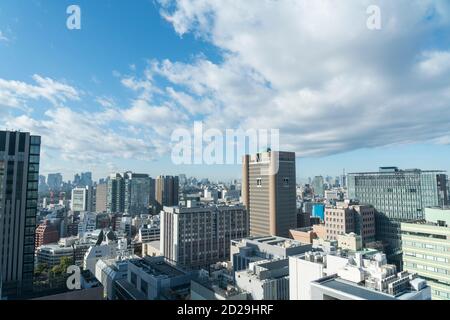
xmin=242 ymin=150 xmax=296 ymax=237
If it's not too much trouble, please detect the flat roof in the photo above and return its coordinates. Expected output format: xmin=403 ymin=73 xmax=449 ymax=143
xmin=313 ymin=277 xmax=396 ymax=300
xmin=348 ymin=170 xmax=445 ymax=175
xmin=130 ymin=257 xmax=185 ymax=278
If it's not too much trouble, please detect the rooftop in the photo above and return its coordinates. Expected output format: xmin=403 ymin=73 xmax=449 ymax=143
xmin=130 ymin=257 xmax=185 ymax=278
xmin=312 ymin=276 xmax=396 ymax=300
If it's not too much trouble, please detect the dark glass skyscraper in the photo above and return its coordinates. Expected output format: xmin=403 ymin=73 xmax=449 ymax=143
xmin=124 ymin=172 xmax=152 ymax=216
xmin=0 ymin=131 xmax=40 ymax=299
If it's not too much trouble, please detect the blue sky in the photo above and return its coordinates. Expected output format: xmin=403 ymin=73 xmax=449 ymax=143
xmin=1 ymin=0 xmax=450 ymax=182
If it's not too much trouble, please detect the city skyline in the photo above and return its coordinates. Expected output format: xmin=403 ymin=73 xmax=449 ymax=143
xmin=1 ymin=1 xmax=450 ymax=181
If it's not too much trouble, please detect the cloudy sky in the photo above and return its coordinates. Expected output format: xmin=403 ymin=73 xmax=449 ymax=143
xmin=1 ymin=0 xmax=450 ymax=182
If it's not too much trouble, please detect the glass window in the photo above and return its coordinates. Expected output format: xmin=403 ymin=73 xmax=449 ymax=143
xmin=30 ymin=145 xmax=40 ymax=155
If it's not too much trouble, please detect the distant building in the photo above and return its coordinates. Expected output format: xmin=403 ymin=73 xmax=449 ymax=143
xmin=71 ymin=187 xmax=89 ymax=212
xmin=124 ymin=172 xmax=153 ymax=216
xmin=242 ymin=151 xmax=297 ymax=238
xmin=47 ymin=173 xmax=63 ymax=191
xmin=155 ymin=176 xmax=179 ymax=210
xmin=95 ymin=183 xmax=108 ymax=213
xmin=35 ymin=220 xmax=60 ymax=248
xmin=107 ymin=173 xmax=126 ymax=214
xmin=312 ymin=176 xmax=325 ymax=197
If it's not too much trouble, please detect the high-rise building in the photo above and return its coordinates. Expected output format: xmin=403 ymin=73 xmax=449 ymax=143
xmin=155 ymin=176 xmax=179 ymax=210
xmin=124 ymin=172 xmax=152 ymax=216
xmin=160 ymin=204 xmax=248 ymax=270
xmin=47 ymin=173 xmax=62 ymax=191
xmin=242 ymin=151 xmax=296 ymax=238
xmin=80 ymin=172 xmax=93 ymax=187
xmin=95 ymin=183 xmax=108 ymax=213
xmin=71 ymin=186 xmax=90 ymax=212
xmin=312 ymin=176 xmax=325 ymax=197
xmin=348 ymin=167 xmax=448 ymax=264
xmin=0 ymin=131 xmax=41 ymax=298
xmin=107 ymin=173 xmax=125 ymax=214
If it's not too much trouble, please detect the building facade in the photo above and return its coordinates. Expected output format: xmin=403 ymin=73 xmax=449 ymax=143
xmin=401 ymin=207 xmax=450 ymax=300
xmin=160 ymin=204 xmax=248 ymax=270
xmin=95 ymin=183 xmax=108 ymax=213
xmin=107 ymin=173 xmax=125 ymax=214
xmin=242 ymin=151 xmax=296 ymax=238
xmin=124 ymin=173 xmax=152 ymax=216
xmin=0 ymin=131 xmax=40 ymax=298
xmin=348 ymin=167 xmax=448 ymax=263
xmin=35 ymin=220 xmax=60 ymax=248
xmin=155 ymin=176 xmax=179 ymax=210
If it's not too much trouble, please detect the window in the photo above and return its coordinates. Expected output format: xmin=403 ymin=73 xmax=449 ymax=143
xmin=130 ymin=272 xmax=137 ymax=286
xmin=283 ymin=178 xmax=289 ymax=187
xmin=256 ymin=178 xmax=262 ymax=187
xmin=141 ymin=280 xmax=148 ymax=295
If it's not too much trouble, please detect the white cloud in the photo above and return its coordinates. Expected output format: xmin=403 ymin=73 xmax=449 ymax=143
xmin=418 ymin=51 xmax=450 ymax=77
xmin=154 ymin=0 xmax=450 ymax=157
xmin=4 ymin=107 xmax=158 ymax=163
xmin=96 ymin=96 xmax=115 ymax=108
xmin=0 ymin=31 xmax=8 ymax=42
xmin=0 ymin=74 xmax=81 ymax=110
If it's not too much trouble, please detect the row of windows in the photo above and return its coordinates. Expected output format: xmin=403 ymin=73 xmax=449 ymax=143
xmin=404 ymin=251 xmax=449 ymax=263
xmin=432 ymin=290 xmax=450 ymax=299
xmin=403 ymin=240 xmax=449 ymax=252
xmin=405 ymin=262 xmax=449 ymax=274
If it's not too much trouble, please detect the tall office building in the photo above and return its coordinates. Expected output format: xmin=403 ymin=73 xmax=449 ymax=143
xmin=95 ymin=183 xmax=108 ymax=213
xmin=312 ymin=176 xmax=325 ymax=197
xmin=71 ymin=187 xmax=88 ymax=212
xmin=155 ymin=176 xmax=179 ymax=210
xmin=71 ymin=186 xmax=95 ymax=212
xmin=80 ymin=172 xmax=93 ymax=187
xmin=348 ymin=167 xmax=448 ymax=264
xmin=47 ymin=173 xmax=62 ymax=191
xmin=124 ymin=172 xmax=152 ymax=216
xmin=242 ymin=151 xmax=296 ymax=238
xmin=0 ymin=131 xmax=40 ymax=298
xmin=107 ymin=173 xmax=125 ymax=214
xmin=160 ymin=204 xmax=248 ymax=270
